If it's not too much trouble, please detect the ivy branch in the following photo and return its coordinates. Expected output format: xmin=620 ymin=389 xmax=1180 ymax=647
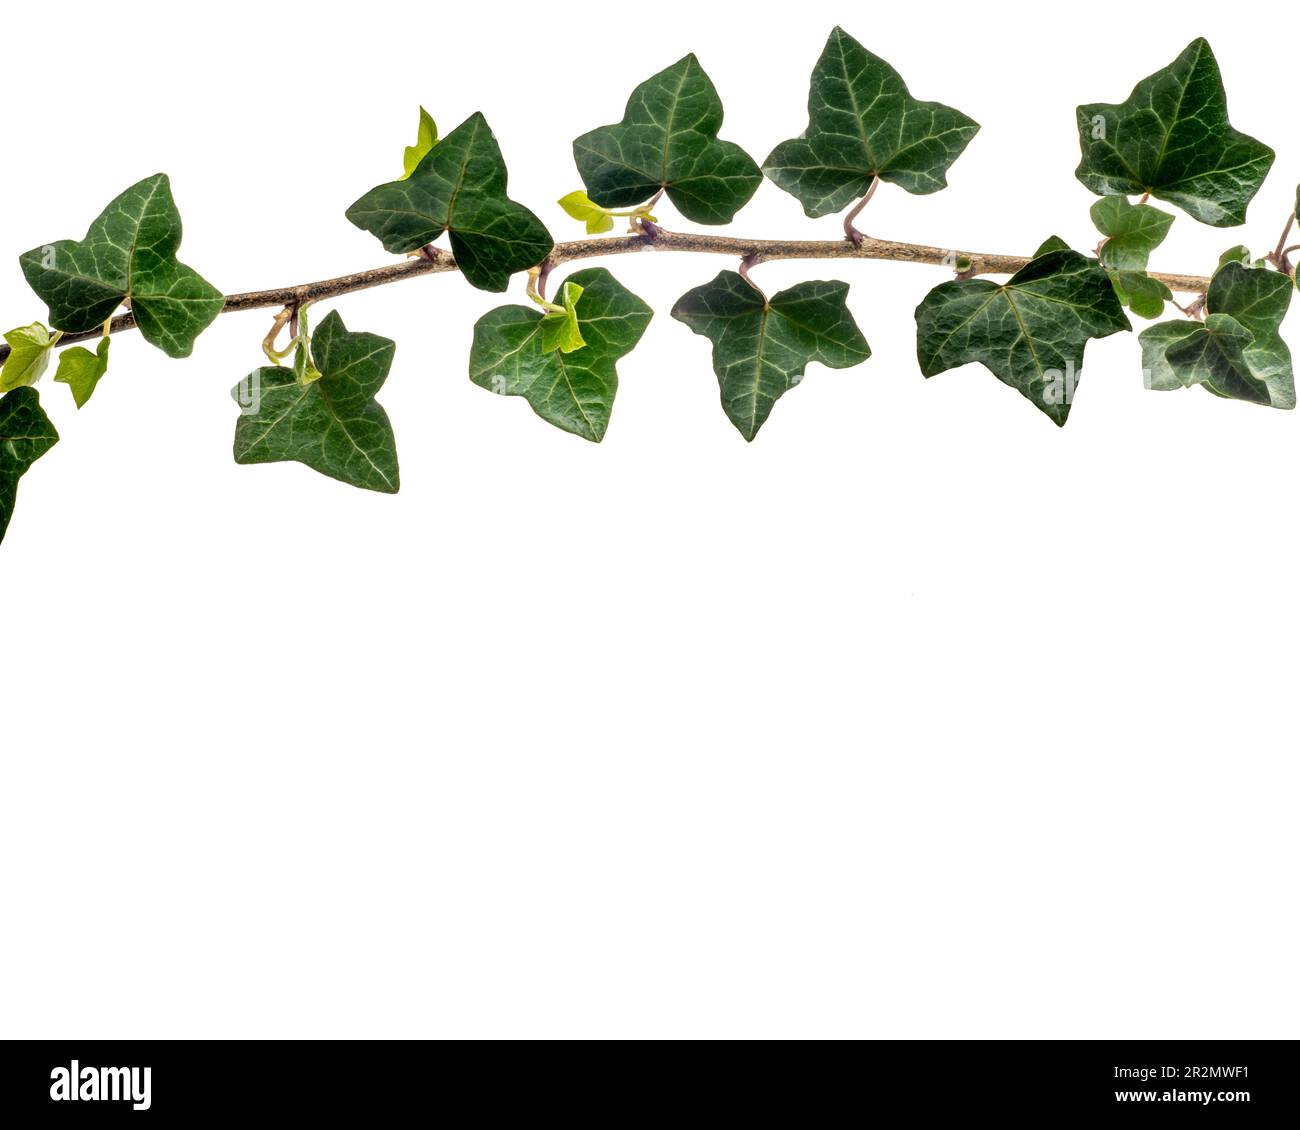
xmin=1 ymin=29 xmax=1296 ymax=548
xmin=0 ymin=230 xmax=1218 ymax=364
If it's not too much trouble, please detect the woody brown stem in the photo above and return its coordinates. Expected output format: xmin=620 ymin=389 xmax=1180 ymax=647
xmin=0 ymin=231 xmax=1214 ymax=364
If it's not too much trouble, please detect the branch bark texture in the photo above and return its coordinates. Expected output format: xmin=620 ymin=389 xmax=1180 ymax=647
xmin=0 ymin=229 xmax=1215 ymax=363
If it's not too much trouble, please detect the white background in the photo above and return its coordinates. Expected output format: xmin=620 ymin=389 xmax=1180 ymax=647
xmin=2 ymin=0 xmax=1295 ymax=1039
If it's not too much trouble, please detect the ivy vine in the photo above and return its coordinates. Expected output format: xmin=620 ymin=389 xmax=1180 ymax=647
xmin=1 ymin=30 xmax=1296 ymax=546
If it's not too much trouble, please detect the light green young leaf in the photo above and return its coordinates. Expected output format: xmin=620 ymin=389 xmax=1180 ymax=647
xmin=347 ymin=112 xmax=553 ymax=292
xmin=402 ymin=107 xmax=438 ymax=178
xmin=0 ymin=386 xmax=59 ymax=545
xmin=763 ymin=27 xmax=979 ymax=217
xmin=539 ymin=281 xmax=586 ymax=354
xmin=573 ymin=54 xmax=762 ymax=225
xmin=469 ymin=267 xmax=651 ymax=442
xmin=915 ymin=245 xmax=1130 ymax=426
xmin=1091 ymin=196 xmax=1175 ymax=271
xmin=19 ymin=174 xmax=223 ymax=357
xmin=0 ymin=323 xmax=57 ymax=391
xmin=1138 ymin=261 xmax=1294 ymax=407
xmin=232 ymin=311 xmax=399 ymax=492
xmin=672 ymin=272 xmax=871 ymax=441
xmin=1075 ymin=39 xmax=1274 ymax=227
xmin=557 ymin=190 xmax=615 ymax=235
xmin=53 ymin=336 xmax=110 ymax=408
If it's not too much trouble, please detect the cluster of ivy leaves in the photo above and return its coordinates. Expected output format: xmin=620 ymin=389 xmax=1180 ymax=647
xmin=0 ymin=29 xmax=1295 ymax=547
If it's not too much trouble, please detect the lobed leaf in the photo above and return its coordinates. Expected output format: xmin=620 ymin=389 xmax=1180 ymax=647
xmin=915 ymin=244 xmax=1130 ymax=425
xmin=1075 ymin=38 xmax=1274 ymax=227
xmin=347 ymin=112 xmax=553 ymax=292
xmin=19 ymin=174 xmax=223 ymax=357
xmin=764 ymin=27 xmax=979 ymax=217
xmin=557 ymin=190 xmax=615 ymax=235
xmin=0 ymin=386 xmax=58 ymax=544
xmin=672 ymin=272 xmax=870 ymax=440
xmin=232 ymin=311 xmax=400 ymax=492
xmin=1139 ymin=261 xmax=1294 ymax=407
xmin=1091 ymin=196 xmax=1175 ymax=272
xmin=54 ymin=337 xmax=111 ymax=409
xmin=0 ymin=323 xmax=57 ymax=391
xmin=469 ymin=267 xmax=651 ymax=442
xmin=573 ymin=54 xmax=762 ymax=225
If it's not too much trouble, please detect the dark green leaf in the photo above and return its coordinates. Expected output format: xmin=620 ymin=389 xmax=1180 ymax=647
xmin=1075 ymin=38 xmax=1274 ymax=227
xmin=672 ymin=272 xmax=870 ymax=440
xmin=1091 ymin=196 xmax=1175 ymax=270
xmin=572 ymin=54 xmax=761 ymax=225
xmin=763 ymin=27 xmax=979 ymax=217
xmin=469 ymin=267 xmax=651 ymax=442
xmin=1141 ymin=315 xmax=1270 ymax=403
xmin=0 ymin=386 xmax=58 ymax=544
xmin=915 ymin=246 xmax=1130 ymax=426
xmin=1033 ymin=236 xmax=1072 ymax=257
xmin=54 ymin=337 xmax=111 ymax=409
xmin=347 ymin=112 xmax=553 ymax=292
xmin=1139 ymin=320 xmax=1206 ymax=391
xmin=1139 ymin=261 xmax=1294 ymax=407
xmin=19 ymin=174 xmax=223 ymax=357
xmin=232 ymin=311 xmax=399 ymax=492
xmin=1204 ymin=261 xmax=1293 ymax=341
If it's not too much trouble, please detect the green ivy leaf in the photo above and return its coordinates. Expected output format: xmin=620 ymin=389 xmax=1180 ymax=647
xmin=1088 ymin=198 xmax=1175 ymax=319
xmin=1204 ymin=261 xmax=1294 ymax=342
xmin=346 ymin=112 xmax=553 ymax=292
xmin=232 ymin=311 xmax=399 ymax=492
xmin=19 ymin=174 xmax=223 ymax=357
xmin=1141 ymin=316 xmax=1267 ymax=404
xmin=672 ymin=272 xmax=871 ymax=441
xmin=0 ymin=323 xmax=57 ymax=391
xmin=1108 ymin=270 xmax=1172 ymax=320
xmin=572 ymin=54 xmax=762 ymax=225
xmin=763 ymin=27 xmax=979 ymax=218
xmin=557 ymin=190 xmax=615 ymax=235
xmin=915 ymin=245 xmax=1130 ymax=426
xmin=1075 ymin=38 xmax=1274 ymax=227
xmin=402 ymin=106 xmax=438 ymax=178
xmin=1139 ymin=261 xmax=1293 ymax=407
xmin=0 ymin=387 xmax=59 ymax=544
xmin=1091 ymin=196 xmax=1175 ymax=271
xmin=53 ymin=337 xmax=111 ymax=409
xmin=1217 ymin=244 xmax=1253 ymax=269
xmin=469 ymin=267 xmax=651 ymax=442
xmin=539 ymin=280 xmax=586 ymax=354
xmin=1033 ymin=236 xmax=1072 ymax=257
